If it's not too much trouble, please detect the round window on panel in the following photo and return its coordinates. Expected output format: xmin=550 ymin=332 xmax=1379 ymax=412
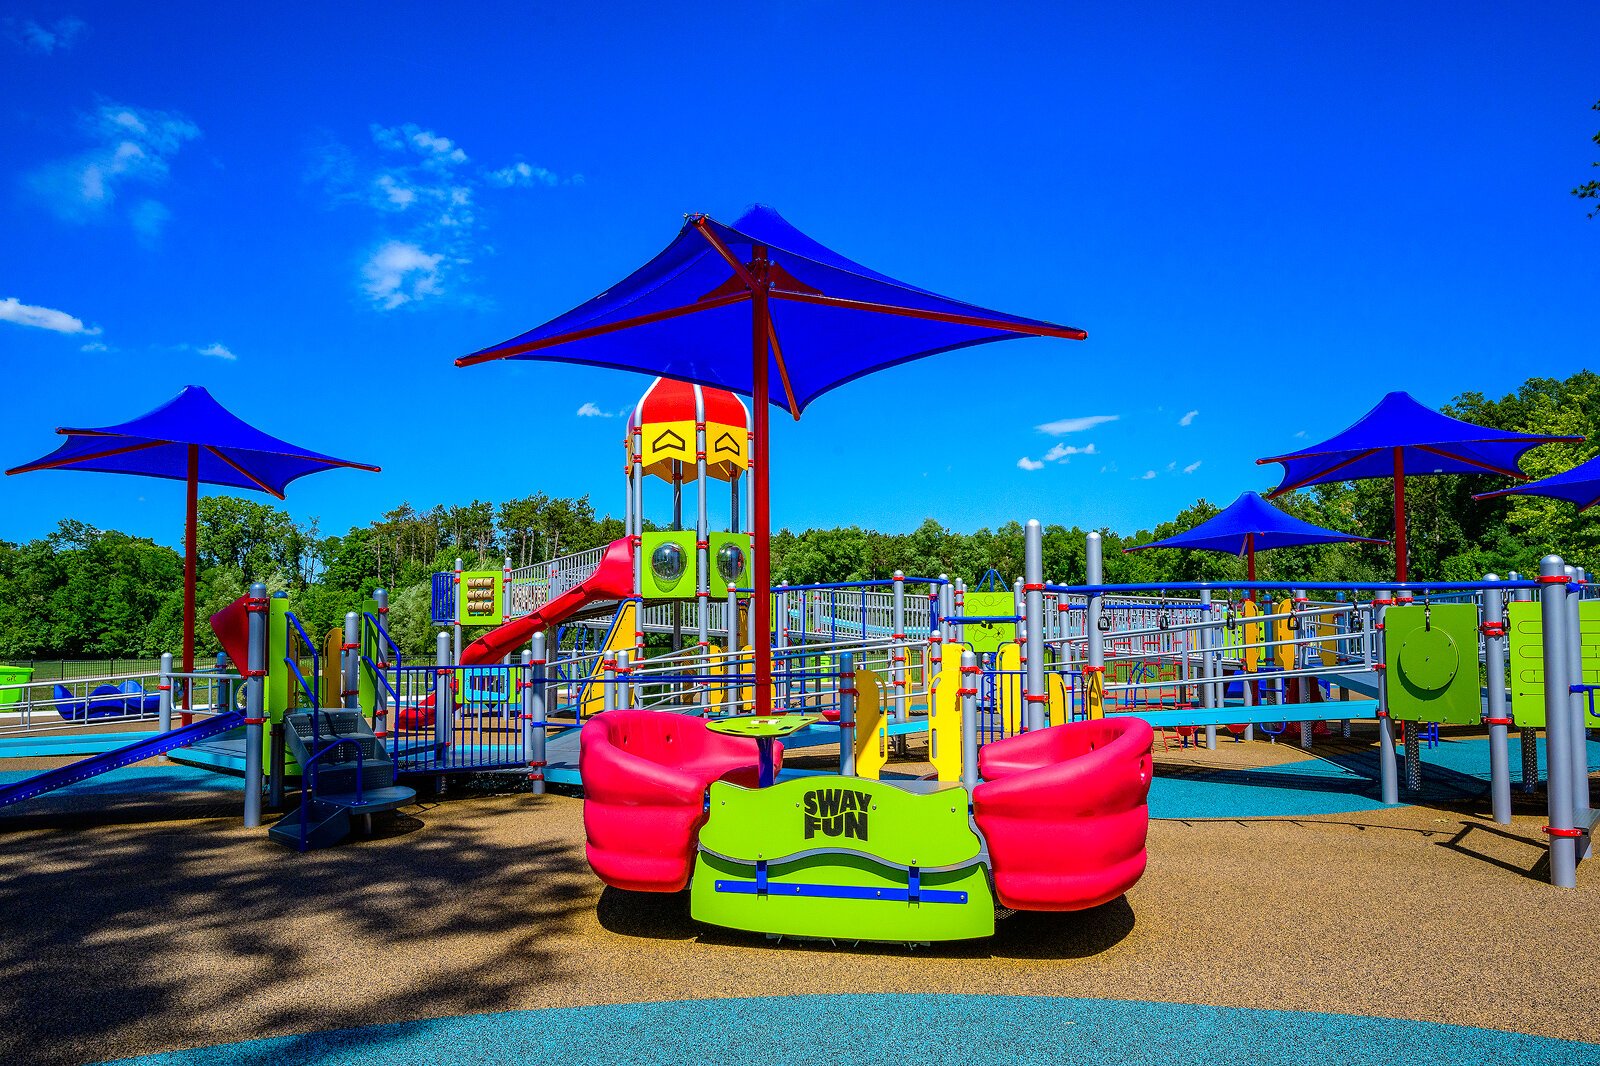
xmin=716 ymin=542 xmax=745 ymax=584
xmin=651 ymin=541 xmax=686 ymax=584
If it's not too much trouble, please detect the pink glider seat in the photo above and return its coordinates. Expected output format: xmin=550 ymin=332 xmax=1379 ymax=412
xmin=580 ymin=711 xmax=782 ymax=892
xmin=973 ymin=716 xmax=1154 ymax=912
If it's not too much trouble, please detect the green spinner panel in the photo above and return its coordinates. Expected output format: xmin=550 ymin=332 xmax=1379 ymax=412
xmin=707 ymin=531 xmax=753 ymax=591
xmin=640 ymin=531 xmax=697 ymax=599
xmin=690 ymin=777 xmax=995 ymax=942
xmin=961 ymin=590 xmax=1016 ymax=654
xmin=357 ymin=597 xmax=380 ymax=722
xmin=456 ymin=570 xmax=504 ymax=626
xmin=1383 ymin=604 xmax=1480 ymax=724
xmin=1507 ymin=599 xmax=1600 ymax=729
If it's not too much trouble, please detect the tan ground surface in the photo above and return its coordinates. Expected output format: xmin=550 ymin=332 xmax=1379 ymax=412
xmin=0 ymin=737 xmax=1596 ymax=1066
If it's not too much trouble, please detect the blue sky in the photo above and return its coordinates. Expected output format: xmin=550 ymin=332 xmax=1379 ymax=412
xmin=1 ymin=3 xmax=1596 ymax=551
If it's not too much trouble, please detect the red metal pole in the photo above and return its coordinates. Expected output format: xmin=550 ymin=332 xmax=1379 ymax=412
xmin=1246 ymin=532 xmax=1256 ymax=599
xmin=183 ymin=444 xmax=198 ymax=714
xmin=1393 ymin=447 xmax=1407 ymax=584
xmin=751 ymin=247 xmax=773 ymax=714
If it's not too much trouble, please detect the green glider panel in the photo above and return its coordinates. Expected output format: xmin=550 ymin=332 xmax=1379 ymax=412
xmin=1384 ymin=604 xmax=1480 ymax=725
xmin=1508 ymin=599 xmax=1600 ymax=729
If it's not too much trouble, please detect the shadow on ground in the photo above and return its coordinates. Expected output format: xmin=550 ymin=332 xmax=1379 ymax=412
xmin=0 ymin=796 xmax=589 ymax=1066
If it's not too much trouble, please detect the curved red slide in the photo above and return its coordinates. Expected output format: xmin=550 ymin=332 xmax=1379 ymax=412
xmin=458 ymin=538 xmax=635 ymax=666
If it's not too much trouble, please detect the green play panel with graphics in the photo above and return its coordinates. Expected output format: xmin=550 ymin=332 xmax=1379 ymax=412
xmin=689 ymin=776 xmax=994 ymax=942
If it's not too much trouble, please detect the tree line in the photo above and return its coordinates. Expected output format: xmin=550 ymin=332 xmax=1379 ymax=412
xmin=2 ymin=371 xmax=1595 ymax=661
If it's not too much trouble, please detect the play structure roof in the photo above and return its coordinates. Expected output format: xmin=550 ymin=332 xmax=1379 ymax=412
xmin=1257 ymin=391 xmax=1575 ymax=495
xmin=1125 ymin=491 xmax=1385 ymax=555
xmin=5 ymin=385 xmax=379 ymax=497
xmin=628 ymin=376 xmax=749 ymax=430
xmin=1474 ymin=453 xmax=1600 ymax=511
xmin=457 ymin=204 xmax=1085 ymax=415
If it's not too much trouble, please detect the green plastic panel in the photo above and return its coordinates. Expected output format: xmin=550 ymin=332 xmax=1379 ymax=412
xmin=707 ymin=532 xmax=753 ymax=591
xmin=691 ymin=776 xmax=992 ymax=942
xmin=690 ymin=850 xmax=994 ymax=943
xmin=1384 ymin=604 xmax=1480 ymax=724
xmin=456 ymin=570 xmax=504 ymax=626
xmin=1508 ymin=599 xmax=1600 ymax=729
xmin=697 ymin=777 xmax=981 ymax=868
xmin=640 ymin=531 xmax=697 ymax=599
xmin=705 ymin=714 xmax=818 ymax=739
xmin=961 ymin=590 xmax=1016 ymax=654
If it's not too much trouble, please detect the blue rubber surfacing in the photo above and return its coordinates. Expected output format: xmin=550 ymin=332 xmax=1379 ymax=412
xmin=103 ymin=995 xmax=1600 ymax=1066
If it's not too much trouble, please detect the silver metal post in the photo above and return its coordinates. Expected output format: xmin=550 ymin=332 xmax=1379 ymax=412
xmin=435 ymin=632 xmax=453 ymax=752
xmin=602 ymin=655 xmax=617 ymax=714
xmin=1540 ymin=556 xmax=1578 ymax=886
xmin=452 ymin=557 xmax=463 ymax=664
xmin=527 ymin=633 xmax=547 ymax=794
xmin=617 ymin=649 xmax=633 ymax=711
xmin=158 ymin=651 xmax=174 ymax=734
xmin=1483 ymin=578 xmax=1512 ymax=825
xmin=1023 ymin=519 xmax=1046 ymax=731
xmin=342 ymin=611 xmax=359 ymax=711
xmin=242 ymin=583 xmax=267 ymax=828
xmin=1199 ymin=590 xmax=1216 ymax=749
xmin=892 ymin=570 xmax=908 ymax=723
xmin=1085 ymin=533 xmax=1105 ymax=718
xmin=960 ymin=649 xmax=980 ymax=793
xmin=953 ymin=578 xmax=966 ymax=645
xmin=839 ymin=651 xmax=856 ymax=777
xmin=1376 ymin=599 xmax=1398 ymax=804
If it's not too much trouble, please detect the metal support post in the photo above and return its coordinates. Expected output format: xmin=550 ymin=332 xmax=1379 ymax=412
xmin=1085 ymin=532 xmax=1105 ymax=719
xmin=960 ymin=649 xmax=980 ymax=794
xmin=526 ymin=636 xmax=547 ymax=794
xmin=435 ymin=631 xmax=453 ymax=752
xmin=1376 ymin=599 xmax=1398 ymax=804
xmin=158 ymin=651 xmax=174 ymax=734
xmin=452 ymin=557 xmax=463 ymax=663
xmin=242 ymin=582 xmax=267 ymax=828
xmin=342 ymin=611 xmax=359 ymax=711
xmin=1023 ymin=519 xmax=1046 ymax=731
xmin=892 ymin=570 xmax=908 ymax=723
xmin=1539 ymin=556 xmax=1579 ymax=886
xmin=1483 ymin=579 xmax=1512 ymax=825
xmin=602 ymin=655 xmax=617 ymax=714
xmin=838 ymin=651 xmax=856 ymax=777
xmin=1199 ymin=589 xmax=1216 ymax=749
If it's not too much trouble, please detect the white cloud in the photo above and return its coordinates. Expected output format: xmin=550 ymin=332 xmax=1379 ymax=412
xmin=576 ymin=402 xmax=614 ymax=418
xmin=1183 ymin=460 xmax=1202 ymax=474
xmin=489 ymin=161 xmax=559 ymax=188
xmin=362 ymin=240 xmax=444 ymax=309
xmin=0 ymin=297 xmax=101 ymax=335
xmin=1137 ymin=470 xmax=1157 ymax=480
xmin=1293 ymin=430 xmax=1307 ymax=438
xmin=1036 ymin=414 xmax=1118 ymax=435
xmin=8 ymin=16 xmax=85 ymax=54
xmin=29 ymin=102 xmax=199 ymax=234
xmin=196 ymin=342 xmax=236 ymax=361
xmin=319 ymin=124 xmax=575 ymax=309
xmin=80 ymin=341 xmax=109 ymax=352
xmin=1043 ymin=442 xmax=1097 ymax=463
xmin=1017 ymin=456 xmax=1045 ymax=472
xmin=1179 ymin=410 xmax=1198 ymax=427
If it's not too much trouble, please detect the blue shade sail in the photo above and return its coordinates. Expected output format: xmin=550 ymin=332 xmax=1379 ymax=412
xmin=6 ymin=385 xmax=379 ymax=498
xmin=456 ymin=204 xmax=1085 ymax=415
xmin=1257 ymin=391 xmax=1575 ymax=495
xmin=1474 ymin=454 xmax=1600 ymax=512
xmin=1125 ymin=492 xmax=1386 ymax=555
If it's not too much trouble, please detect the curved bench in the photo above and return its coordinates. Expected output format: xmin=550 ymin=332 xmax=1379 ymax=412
xmin=580 ymin=711 xmax=781 ymax=893
xmin=973 ymin=717 xmax=1153 ymax=912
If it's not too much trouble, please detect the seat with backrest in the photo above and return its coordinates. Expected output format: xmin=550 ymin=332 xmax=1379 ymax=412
xmin=972 ymin=716 xmax=1154 ymax=912
xmin=581 ymin=710 xmax=780 ymax=892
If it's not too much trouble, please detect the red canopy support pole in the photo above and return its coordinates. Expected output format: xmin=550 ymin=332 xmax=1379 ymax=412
xmin=1392 ymin=447 xmax=1407 ymax=584
xmin=751 ymin=246 xmax=773 ymax=715
xmin=183 ymin=444 xmax=199 ymax=714
xmin=1245 ymin=532 xmax=1256 ymax=598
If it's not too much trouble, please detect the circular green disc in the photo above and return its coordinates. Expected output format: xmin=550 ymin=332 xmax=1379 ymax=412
xmin=1400 ymin=626 xmax=1458 ymax=691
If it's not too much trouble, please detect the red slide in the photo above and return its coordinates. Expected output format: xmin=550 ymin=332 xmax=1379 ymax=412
xmin=458 ymin=538 xmax=635 ymax=666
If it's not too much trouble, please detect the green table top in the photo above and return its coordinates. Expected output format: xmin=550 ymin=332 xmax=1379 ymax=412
xmin=705 ymin=714 xmax=820 ymax=739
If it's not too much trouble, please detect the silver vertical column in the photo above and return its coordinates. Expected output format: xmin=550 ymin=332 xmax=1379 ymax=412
xmin=1023 ymin=519 xmax=1046 ymax=731
xmin=726 ymin=583 xmax=740 ymax=712
xmin=242 ymin=583 xmax=267 ymax=828
xmin=342 ymin=611 xmax=360 ymax=711
xmin=838 ymin=651 xmax=856 ymax=777
xmin=695 ymin=391 xmax=711 ymax=660
xmin=960 ymin=648 xmax=980 ymax=793
xmin=1375 ymin=599 xmax=1399 ymax=804
xmin=1085 ymin=532 xmax=1105 ymax=718
xmin=452 ymin=558 xmax=463 ymax=664
xmin=158 ymin=651 xmax=174 ymax=734
xmin=435 ymin=631 xmax=453 ymax=753
xmin=1200 ymin=588 xmax=1217 ymax=750
xmin=1482 ymin=578 xmax=1512 ymax=825
xmin=525 ymin=632 xmax=547 ymax=794
xmin=1540 ymin=555 xmax=1578 ymax=887
xmin=892 ymin=570 xmax=908 ymax=723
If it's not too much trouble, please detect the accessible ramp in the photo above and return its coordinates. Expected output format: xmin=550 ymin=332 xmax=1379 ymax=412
xmin=0 ymin=711 xmax=245 ymax=810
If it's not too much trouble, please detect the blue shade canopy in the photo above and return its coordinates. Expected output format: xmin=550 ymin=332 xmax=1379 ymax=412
xmin=1474 ymin=454 xmax=1600 ymax=511
xmin=1125 ymin=492 xmax=1386 ymax=555
xmin=6 ymin=385 xmax=379 ymax=497
xmin=456 ymin=204 xmax=1086 ymax=415
xmin=1257 ymin=391 xmax=1577 ymax=496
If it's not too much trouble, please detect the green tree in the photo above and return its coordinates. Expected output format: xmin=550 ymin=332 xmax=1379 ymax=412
xmin=1574 ymin=99 xmax=1600 ymax=218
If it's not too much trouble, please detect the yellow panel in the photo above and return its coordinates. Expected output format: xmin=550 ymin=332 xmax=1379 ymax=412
xmin=1240 ymin=598 xmax=1262 ymax=673
xmin=1048 ymin=671 xmax=1071 ymax=726
xmin=704 ymin=419 xmax=748 ymax=480
xmin=321 ymin=627 xmax=343 ymax=707
xmin=639 ymin=419 xmax=698 ymax=480
xmin=997 ymin=642 xmax=1023 ymax=737
xmin=1085 ymin=664 xmax=1105 ymax=720
xmin=1315 ymin=612 xmax=1337 ymax=667
xmin=853 ymin=667 xmax=886 ymax=780
xmin=581 ymin=601 xmax=639 ymax=719
xmin=1272 ymin=601 xmax=1296 ymax=670
xmin=706 ymin=643 xmax=724 ymax=709
xmin=929 ymin=643 xmax=965 ymax=782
